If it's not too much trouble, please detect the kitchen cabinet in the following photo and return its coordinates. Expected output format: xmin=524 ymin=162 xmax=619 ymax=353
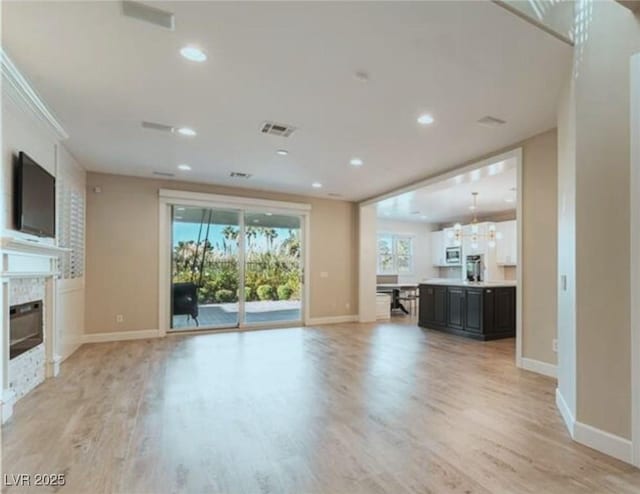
xmin=430 ymin=230 xmax=446 ymax=267
xmin=419 ymin=283 xmax=516 ymax=340
xmin=446 ymin=287 xmax=465 ymax=330
xmin=496 ymin=220 xmax=517 ymax=265
xmin=419 ymin=285 xmax=447 ymax=328
xmin=443 ymin=227 xmax=459 ymax=248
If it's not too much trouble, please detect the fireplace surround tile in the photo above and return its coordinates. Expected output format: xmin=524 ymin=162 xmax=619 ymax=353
xmin=8 ymin=278 xmax=46 ymax=401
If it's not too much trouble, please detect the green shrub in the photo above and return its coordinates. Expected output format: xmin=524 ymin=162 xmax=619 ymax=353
xmin=257 ymin=285 xmax=275 ymax=301
xmin=242 ymin=287 xmax=253 ymax=301
xmin=277 ymin=285 xmax=293 ymax=300
xmin=215 ymin=289 xmax=235 ymax=303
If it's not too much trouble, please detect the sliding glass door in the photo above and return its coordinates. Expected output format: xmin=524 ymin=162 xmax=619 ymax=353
xmin=169 ymin=205 xmax=304 ymax=331
xmin=243 ymin=212 xmax=302 ymax=325
xmin=171 ymin=206 xmax=240 ymax=330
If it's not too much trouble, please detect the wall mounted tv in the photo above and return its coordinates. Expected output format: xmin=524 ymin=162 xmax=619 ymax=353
xmin=15 ymin=152 xmax=56 ymax=238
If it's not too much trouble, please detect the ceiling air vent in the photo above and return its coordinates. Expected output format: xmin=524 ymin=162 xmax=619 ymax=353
xmin=122 ymin=1 xmax=175 ymax=30
xmin=260 ymin=121 xmax=296 ymax=137
xmin=142 ymin=121 xmax=174 ymax=132
xmin=153 ymin=171 xmax=175 ymax=177
xmin=230 ymin=172 xmax=252 ymax=179
xmin=477 ymin=116 xmax=507 ymax=128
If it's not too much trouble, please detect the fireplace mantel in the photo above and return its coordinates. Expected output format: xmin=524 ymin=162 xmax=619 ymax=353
xmin=0 ymin=235 xmax=69 ymax=280
xmin=1 ymin=235 xmax=69 ymax=258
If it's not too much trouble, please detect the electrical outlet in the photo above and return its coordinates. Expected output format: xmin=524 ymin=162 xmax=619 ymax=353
xmin=116 ymin=314 xmax=124 ymax=323
xmin=552 ymin=338 xmax=558 ymax=353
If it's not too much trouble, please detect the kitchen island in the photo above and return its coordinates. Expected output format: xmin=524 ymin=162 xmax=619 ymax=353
xmin=419 ymin=280 xmax=516 ymax=340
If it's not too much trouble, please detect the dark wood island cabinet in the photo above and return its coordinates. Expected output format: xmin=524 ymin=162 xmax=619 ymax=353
xmin=419 ymin=283 xmax=515 ymax=340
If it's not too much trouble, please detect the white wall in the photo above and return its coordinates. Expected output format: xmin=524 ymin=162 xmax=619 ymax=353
xmin=359 ymin=204 xmax=377 ymax=322
xmin=555 ymin=0 xmax=640 ymax=463
xmin=557 ymin=72 xmax=577 ymax=429
xmin=376 ymin=218 xmax=438 ymax=283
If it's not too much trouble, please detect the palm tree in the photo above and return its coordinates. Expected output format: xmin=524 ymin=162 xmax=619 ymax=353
xmin=245 ymin=226 xmax=258 ymax=251
xmin=264 ymin=228 xmax=279 ymax=250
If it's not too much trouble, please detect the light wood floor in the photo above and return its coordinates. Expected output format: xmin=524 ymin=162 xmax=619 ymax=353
xmin=2 ymin=321 xmax=639 ymax=493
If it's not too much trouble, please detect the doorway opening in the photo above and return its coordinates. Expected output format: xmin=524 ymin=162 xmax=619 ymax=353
xmin=359 ymin=149 xmax=523 ymax=365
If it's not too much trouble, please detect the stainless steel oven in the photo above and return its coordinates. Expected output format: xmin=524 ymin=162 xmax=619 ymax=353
xmin=445 ymin=246 xmax=461 ymax=265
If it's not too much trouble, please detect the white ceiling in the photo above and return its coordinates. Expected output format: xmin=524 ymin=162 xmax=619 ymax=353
xmin=376 ymin=157 xmax=517 ymax=224
xmin=2 ymin=1 xmax=572 ymax=201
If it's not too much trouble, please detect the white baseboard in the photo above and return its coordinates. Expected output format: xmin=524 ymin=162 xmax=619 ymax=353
xmin=555 ymin=388 xmax=633 ymax=464
xmin=82 ymin=329 xmax=162 ymax=344
xmin=521 ymin=357 xmax=557 ymax=378
xmin=306 ymin=315 xmax=358 ymax=326
xmin=574 ymin=421 xmax=633 ymax=464
xmin=556 ymin=388 xmax=576 ymax=438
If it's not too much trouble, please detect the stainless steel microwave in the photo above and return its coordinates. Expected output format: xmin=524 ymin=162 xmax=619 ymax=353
xmin=446 ymin=246 xmax=461 ymax=265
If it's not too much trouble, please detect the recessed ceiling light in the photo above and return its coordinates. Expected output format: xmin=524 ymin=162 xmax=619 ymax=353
xmin=265 ymin=212 xmax=273 ymax=216
xmin=276 ymin=149 xmax=289 ymax=156
xmin=350 ymin=158 xmax=364 ymax=167
xmin=176 ymin=127 xmax=196 ymax=137
xmin=504 ymin=197 xmax=515 ymax=203
xmin=180 ymin=46 xmax=207 ymax=63
xmin=312 ymin=182 xmax=323 ymax=189
xmin=177 ymin=164 xmax=191 ymax=171
xmin=417 ymin=113 xmax=435 ymax=125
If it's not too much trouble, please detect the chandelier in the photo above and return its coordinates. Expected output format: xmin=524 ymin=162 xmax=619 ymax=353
xmin=448 ymin=192 xmax=498 ymax=249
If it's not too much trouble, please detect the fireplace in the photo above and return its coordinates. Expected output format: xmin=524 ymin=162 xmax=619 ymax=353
xmin=10 ymin=300 xmax=44 ymax=359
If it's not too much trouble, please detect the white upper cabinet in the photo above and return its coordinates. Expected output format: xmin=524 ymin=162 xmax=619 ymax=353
xmin=443 ymin=227 xmax=458 ymax=248
xmin=496 ymin=220 xmax=517 ymax=265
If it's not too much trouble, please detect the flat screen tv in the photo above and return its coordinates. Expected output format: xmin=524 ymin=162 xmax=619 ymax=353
xmin=15 ymin=152 xmax=56 ymax=238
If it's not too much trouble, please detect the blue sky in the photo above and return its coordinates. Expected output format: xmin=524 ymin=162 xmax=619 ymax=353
xmin=173 ymin=223 xmax=296 ymax=252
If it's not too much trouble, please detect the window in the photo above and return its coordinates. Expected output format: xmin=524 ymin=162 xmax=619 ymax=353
xmin=377 ymin=234 xmax=413 ymax=274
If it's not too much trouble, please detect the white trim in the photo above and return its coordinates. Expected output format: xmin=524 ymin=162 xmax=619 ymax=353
xmin=82 ymin=329 xmax=162 ymax=344
xmin=556 ymin=387 xmax=575 ymax=438
xmin=521 ymin=357 xmax=557 ymax=378
xmin=515 ymin=148 xmax=523 ymax=369
xmin=302 ymin=213 xmax=312 ymax=325
xmin=1 ymin=49 xmax=68 ymax=141
xmin=574 ymin=421 xmax=633 ymax=464
xmin=159 ymin=189 xmax=311 ymax=213
xmin=306 ymin=315 xmax=358 ymax=326
xmin=630 ymin=52 xmax=640 ymax=468
xmin=0 ymin=236 xmax=70 ymax=257
xmin=158 ymin=203 xmax=170 ymax=337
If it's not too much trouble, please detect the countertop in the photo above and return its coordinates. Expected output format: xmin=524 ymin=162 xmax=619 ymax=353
xmin=420 ymin=278 xmax=517 ymax=288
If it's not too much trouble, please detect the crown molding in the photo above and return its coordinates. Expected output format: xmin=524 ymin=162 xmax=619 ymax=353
xmin=1 ymin=49 xmax=69 ymax=141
